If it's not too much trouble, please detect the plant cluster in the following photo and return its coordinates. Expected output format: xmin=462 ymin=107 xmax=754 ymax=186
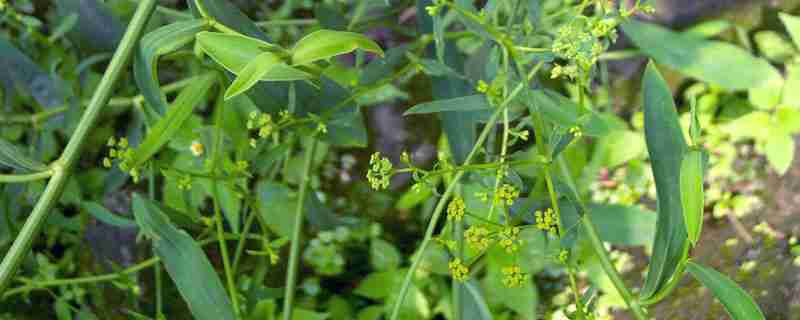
xmin=1 ymin=0 xmax=799 ymax=320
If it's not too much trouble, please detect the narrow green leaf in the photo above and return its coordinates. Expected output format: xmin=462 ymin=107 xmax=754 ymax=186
xmin=189 ymin=0 xmax=270 ymax=41
xmin=81 ymin=202 xmax=136 ymax=228
xmin=225 ymin=52 xmax=282 ymax=100
xmin=196 ymin=31 xmax=278 ymax=74
xmin=779 ymin=13 xmax=800 ymax=49
xmin=290 ymin=29 xmax=384 ymax=66
xmin=130 ymin=73 xmax=216 ymax=167
xmin=528 ymin=90 xmax=609 ymax=137
xmin=765 ymin=133 xmax=795 ymax=175
xmin=640 ymin=62 xmax=690 ymax=299
xmin=686 ymin=262 xmax=765 ymax=320
xmin=403 ymin=95 xmax=490 ymax=115
xmin=0 ymin=138 xmax=47 ymax=172
xmin=680 ymin=150 xmax=705 ymax=245
xmin=622 ymin=19 xmax=782 ymax=90
xmin=132 ymin=194 xmax=235 ymax=320
xmin=134 ymin=20 xmax=208 ymax=114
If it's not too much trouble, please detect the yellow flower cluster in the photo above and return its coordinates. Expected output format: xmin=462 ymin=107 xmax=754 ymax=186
xmin=103 ymin=137 xmax=139 ymax=183
xmin=494 ymin=184 xmax=520 ymax=206
xmin=501 ymin=265 xmax=529 ymax=288
xmin=569 ymin=126 xmax=583 ymax=138
xmin=465 ymin=225 xmax=492 ymax=251
xmin=367 ymin=152 xmax=392 ymax=190
xmin=448 ymin=258 xmax=469 ymax=282
xmin=447 ymin=197 xmax=466 ymax=221
xmin=498 ymin=227 xmax=521 ymax=254
xmin=535 ymin=208 xmax=558 ymax=235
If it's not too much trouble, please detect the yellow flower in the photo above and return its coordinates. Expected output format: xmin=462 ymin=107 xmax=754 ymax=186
xmin=501 ymin=265 xmax=529 ymax=288
xmin=465 ymin=225 xmax=492 ymax=251
xmin=366 ymin=152 xmax=392 ymax=190
xmin=448 ymin=258 xmax=469 ymax=282
xmin=190 ymin=141 xmax=204 ymax=157
xmin=494 ymin=184 xmax=519 ymax=206
xmin=535 ymin=208 xmax=558 ymax=235
xmin=498 ymin=226 xmax=521 ymax=253
xmin=447 ymin=197 xmax=466 ymax=221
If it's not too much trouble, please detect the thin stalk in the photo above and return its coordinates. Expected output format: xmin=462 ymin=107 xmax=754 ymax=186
xmin=232 ymin=201 xmax=257 ymax=274
xmin=0 ymin=170 xmax=54 ymax=184
xmin=451 ymin=184 xmax=464 ymax=320
xmin=389 ymin=62 xmax=543 ymax=320
xmin=282 ymin=139 xmax=318 ymax=320
xmin=0 ymin=0 xmax=158 ymax=295
xmin=211 ymin=91 xmax=240 ymax=317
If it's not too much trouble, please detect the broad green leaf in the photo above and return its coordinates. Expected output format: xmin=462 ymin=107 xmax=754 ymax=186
xmin=0 ymin=138 xmax=47 ymax=172
xmin=291 ymin=29 xmax=384 ymax=66
xmin=560 ymin=203 xmax=657 ymax=247
xmin=132 ymin=194 xmax=236 ymax=320
xmin=403 ymin=95 xmax=490 ymax=115
xmin=370 ymin=238 xmax=401 ymax=271
xmin=622 ymin=19 xmax=782 ymax=91
xmin=779 ymin=13 xmax=800 ymax=49
xmin=55 ymin=0 xmax=124 ymax=52
xmin=225 ymin=52 xmax=282 ymax=100
xmin=257 ymin=181 xmax=296 ymax=237
xmin=134 ymin=20 xmax=207 ymax=114
xmin=130 ymin=73 xmax=216 ymax=167
xmin=765 ymin=133 xmax=794 ymax=175
xmin=196 ymin=31 xmax=278 ymax=74
xmin=686 ymin=262 xmax=765 ymax=320
xmin=354 ymin=271 xmax=396 ymax=299
xmin=594 ymin=130 xmax=646 ymax=168
xmin=640 ymin=62 xmax=690 ymax=299
xmin=0 ymin=37 xmax=66 ymax=110
xmin=81 ymin=202 xmax=136 ymax=228
xmin=459 ymin=281 xmax=493 ymax=320
xmin=680 ymin=150 xmax=705 ymax=245
xmin=783 ymin=62 xmax=800 ymax=106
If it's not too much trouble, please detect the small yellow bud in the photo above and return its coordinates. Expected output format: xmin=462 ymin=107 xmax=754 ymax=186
xmin=190 ymin=141 xmax=204 ymax=157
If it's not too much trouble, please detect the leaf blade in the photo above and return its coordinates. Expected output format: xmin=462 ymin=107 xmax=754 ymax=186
xmin=132 ymin=194 xmax=236 ymax=320
xmin=403 ymin=95 xmax=490 ymax=115
xmin=224 ymin=52 xmax=282 ymax=100
xmin=640 ymin=62 xmax=690 ymax=299
xmin=680 ymin=150 xmax=705 ymax=245
xmin=0 ymin=138 xmax=47 ymax=172
xmin=686 ymin=261 xmax=765 ymax=320
xmin=290 ymin=29 xmax=384 ymax=66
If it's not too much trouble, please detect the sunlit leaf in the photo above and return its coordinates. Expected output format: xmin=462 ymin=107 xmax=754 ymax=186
xmin=132 ymin=194 xmax=236 ymax=320
xmin=623 ymin=19 xmax=782 ymax=90
xmin=291 ymin=30 xmax=384 ymax=66
xmin=225 ymin=52 xmax=282 ymax=100
xmin=680 ymin=150 xmax=705 ymax=245
xmin=686 ymin=261 xmax=765 ymax=320
xmin=779 ymin=13 xmax=800 ymax=49
xmin=196 ymin=31 xmax=278 ymax=74
xmin=640 ymin=62 xmax=690 ymax=299
xmin=765 ymin=132 xmax=794 ymax=175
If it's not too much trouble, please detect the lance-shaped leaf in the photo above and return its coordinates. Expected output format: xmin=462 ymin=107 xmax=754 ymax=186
xmin=290 ymin=29 xmax=384 ymax=66
xmin=780 ymin=13 xmax=800 ymax=49
xmin=196 ymin=32 xmax=308 ymax=84
xmin=640 ymin=62 xmax=690 ymax=299
xmin=527 ymin=89 xmax=609 ymax=137
xmin=130 ymin=73 xmax=216 ymax=167
xmin=622 ymin=19 xmax=782 ymax=91
xmin=0 ymin=138 xmax=47 ymax=172
xmin=134 ymin=20 xmax=208 ymax=114
xmin=680 ymin=149 xmax=705 ymax=245
xmin=132 ymin=194 xmax=236 ymax=320
xmin=403 ymin=95 xmax=490 ymax=115
xmin=686 ymin=261 xmax=765 ymax=320
xmin=459 ymin=280 xmax=493 ymax=320
xmin=225 ymin=52 xmax=282 ymax=100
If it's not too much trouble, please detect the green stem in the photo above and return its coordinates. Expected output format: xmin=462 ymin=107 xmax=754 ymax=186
xmin=389 ymin=62 xmax=543 ymax=320
xmin=282 ymin=139 xmax=318 ymax=320
xmin=452 ymin=185 xmax=464 ymax=320
xmin=0 ymin=170 xmax=54 ymax=184
xmin=556 ymin=157 xmax=649 ymax=320
xmin=0 ymin=0 xmax=158 ymax=295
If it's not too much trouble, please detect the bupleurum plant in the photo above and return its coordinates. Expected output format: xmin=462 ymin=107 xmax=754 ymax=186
xmin=0 ymin=0 xmax=792 ymax=319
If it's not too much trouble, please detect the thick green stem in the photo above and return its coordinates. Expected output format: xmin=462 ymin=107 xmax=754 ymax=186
xmin=282 ymin=139 xmax=318 ymax=320
xmin=0 ymin=0 xmax=158 ymax=295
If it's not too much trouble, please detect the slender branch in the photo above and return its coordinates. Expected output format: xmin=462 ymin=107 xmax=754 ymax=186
xmin=282 ymin=139 xmax=318 ymax=320
xmin=0 ymin=0 xmax=158 ymax=295
xmin=0 ymin=170 xmax=54 ymax=184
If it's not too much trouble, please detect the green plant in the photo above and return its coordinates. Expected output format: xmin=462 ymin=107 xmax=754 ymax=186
xmin=1 ymin=0 xmax=795 ymax=319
